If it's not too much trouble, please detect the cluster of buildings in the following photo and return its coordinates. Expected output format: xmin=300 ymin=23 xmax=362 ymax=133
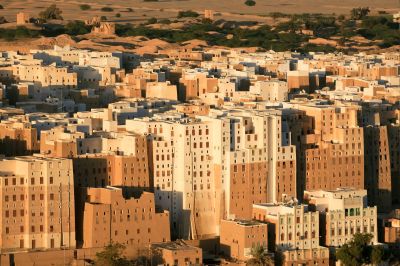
xmin=0 ymin=45 xmax=399 ymax=265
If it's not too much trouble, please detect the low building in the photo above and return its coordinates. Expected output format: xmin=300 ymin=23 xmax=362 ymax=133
xmin=305 ymin=188 xmax=378 ymax=247
xmin=282 ymin=248 xmax=330 ymax=266
xmin=252 ymin=203 xmax=320 ymax=251
xmin=252 ymin=203 xmax=329 ymax=266
xmin=92 ymin=22 xmax=116 ymax=35
xmin=152 ymin=240 xmax=202 ymax=266
xmin=204 ymin=10 xmax=214 ymax=20
xmin=16 ymin=12 xmax=30 ymax=25
xmin=383 ymin=218 xmax=400 ymax=248
xmin=78 ymin=187 xmax=170 ymax=258
xmin=220 ymin=219 xmax=268 ymax=261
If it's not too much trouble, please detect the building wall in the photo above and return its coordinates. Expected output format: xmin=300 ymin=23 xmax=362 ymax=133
xmin=0 ymin=156 xmax=75 ymax=252
xmin=79 ymin=187 xmax=170 ymax=258
xmin=220 ymin=220 xmax=268 ymax=261
xmin=325 ymin=206 xmax=378 ymax=247
xmin=0 ymin=122 xmax=39 ymax=156
xmin=364 ymin=126 xmax=392 ymax=212
xmin=282 ymin=247 xmax=329 ymax=266
xmin=13 ymin=65 xmax=77 ymax=88
xmin=252 ymin=205 xmax=319 ymax=251
xmin=388 ymin=125 xmax=400 ymax=205
xmin=305 ymin=189 xmax=378 ymax=247
xmin=152 ymin=243 xmax=202 ymax=266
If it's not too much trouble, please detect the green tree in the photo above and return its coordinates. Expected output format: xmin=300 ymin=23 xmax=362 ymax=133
xmin=94 ymin=243 xmax=133 ymax=266
xmin=246 ymin=245 xmax=273 ymax=266
xmin=65 ymin=20 xmax=91 ymax=36
xmin=245 ymin=0 xmax=256 ymax=6
xmin=147 ymin=17 xmax=157 ymax=24
xmin=336 ymin=233 xmax=383 ymax=266
xmin=371 ymin=246 xmax=384 ymax=265
xmin=101 ymin=7 xmax=114 ymax=12
xmin=39 ymin=4 xmax=63 ymax=21
xmin=350 ymin=7 xmax=370 ymax=20
xmin=80 ymin=4 xmax=91 ymax=11
xmin=177 ymin=10 xmax=199 ymax=18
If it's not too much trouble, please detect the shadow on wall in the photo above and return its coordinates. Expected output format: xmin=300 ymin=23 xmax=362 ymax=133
xmin=0 ymin=137 xmax=35 ymax=156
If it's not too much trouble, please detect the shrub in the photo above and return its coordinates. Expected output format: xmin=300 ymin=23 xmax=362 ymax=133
xmin=65 ymin=20 xmax=91 ymax=35
xmin=159 ymin=19 xmax=171 ymax=24
xmin=0 ymin=26 xmax=40 ymax=41
xmin=80 ymin=4 xmax=91 ymax=10
xmin=337 ymin=233 xmax=384 ymax=265
xmin=127 ymin=8 xmax=133 ymax=12
xmin=350 ymin=7 xmax=370 ymax=20
xmin=245 ymin=0 xmax=256 ymax=6
xmin=39 ymin=4 xmax=63 ymax=20
xmin=202 ymin=18 xmax=213 ymax=24
xmin=100 ymin=16 xmax=107 ymax=21
xmin=115 ymin=13 xmax=121 ymax=18
xmin=0 ymin=5 xmax=3 ymax=9
xmin=101 ymin=7 xmax=114 ymax=12
xmin=270 ymin=12 xmax=289 ymax=19
xmin=147 ymin=17 xmax=157 ymax=24
xmin=177 ymin=10 xmax=199 ymax=18
xmin=144 ymin=0 xmax=159 ymax=2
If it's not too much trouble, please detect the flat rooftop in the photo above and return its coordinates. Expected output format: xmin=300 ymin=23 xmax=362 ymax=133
xmin=152 ymin=240 xmax=199 ymax=251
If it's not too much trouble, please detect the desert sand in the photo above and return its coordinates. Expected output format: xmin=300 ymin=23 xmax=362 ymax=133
xmin=0 ymin=0 xmax=398 ymax=25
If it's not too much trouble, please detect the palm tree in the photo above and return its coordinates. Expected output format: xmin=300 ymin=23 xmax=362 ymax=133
xmin=246 ymin=244 xmax=274 ymax=266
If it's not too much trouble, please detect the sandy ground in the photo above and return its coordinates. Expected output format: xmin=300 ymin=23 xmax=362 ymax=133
xmin=0 ymin=0 xmax=398 ymax=24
